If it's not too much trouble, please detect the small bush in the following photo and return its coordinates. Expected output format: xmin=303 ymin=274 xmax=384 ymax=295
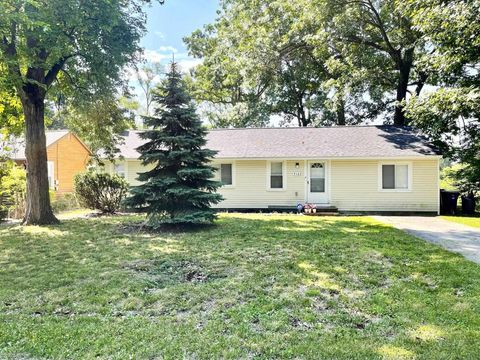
xmin=0 ymin=195 xmax=8 ymax=221
xmin=0 ymin=160 xmax=26 ymax=221
xmin=74 ymin=171 xmax=129 ymax=214
xmin=51 ymin=192 xmax=80 ymax=214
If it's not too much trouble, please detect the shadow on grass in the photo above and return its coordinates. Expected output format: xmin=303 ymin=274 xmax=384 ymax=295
xmin=1 ymin=213 xmax=479 ymax=358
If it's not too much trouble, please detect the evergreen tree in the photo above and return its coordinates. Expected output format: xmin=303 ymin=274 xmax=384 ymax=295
xmin=126 ymin=63 xmax=223 ymax=227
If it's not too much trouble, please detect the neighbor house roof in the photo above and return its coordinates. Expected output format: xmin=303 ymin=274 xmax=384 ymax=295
xmin=109 ymin=126 xmax=440 ymax=160
xmin=5 ymin=130 xmax=91 ymax=160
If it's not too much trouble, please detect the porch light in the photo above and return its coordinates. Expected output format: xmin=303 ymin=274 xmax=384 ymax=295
xmin=295 ymin=162 xmax=300 ymax=169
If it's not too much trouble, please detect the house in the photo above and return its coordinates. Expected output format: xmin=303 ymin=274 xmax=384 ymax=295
xmin=8 ymin=130 xmax=92 ymax=194
xmin=100 ymin=126 xmax=441 ymax=214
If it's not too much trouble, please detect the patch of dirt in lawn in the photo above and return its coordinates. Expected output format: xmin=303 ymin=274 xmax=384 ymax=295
xmin=118 ymin=222 xmax=216 ymax=235
xmin=302 ymin=285 xmax=385 ymax=333
xmin=117 ymin=223 xmax=149 ymax=235
xmin=289 ymin=316 xmax=314 ymax=331
xmin=122 ymin=258 xmax=227 ymax=289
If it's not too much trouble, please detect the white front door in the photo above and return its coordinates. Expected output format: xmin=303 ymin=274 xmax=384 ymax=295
xmin=307 ymin=161 xmax=328 ymax=204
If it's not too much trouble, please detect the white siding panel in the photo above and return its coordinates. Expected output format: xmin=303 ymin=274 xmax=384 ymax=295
xmin=213 ymin=160 xmax=305 ymax=208
xmin=330 ymin=159 xmax=438 ymax=212
xmin=103 ymin=160 xmax=154 ymax=186
xmin=102 ymin=158 xmax=439 ymax=212
xmin=125 ymin=161 xmax=155 ymax=186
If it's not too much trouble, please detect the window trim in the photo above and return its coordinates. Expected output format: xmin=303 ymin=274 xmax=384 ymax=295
xmin=218 ymin=162 xmax=235 ymax=188
xmin=266 ymin=160 xmax=287 ymax=191
xmin=378 ymin=161 xmax=413 ymax=192
xmin=47 ymin=161 xmax=55 ymax=189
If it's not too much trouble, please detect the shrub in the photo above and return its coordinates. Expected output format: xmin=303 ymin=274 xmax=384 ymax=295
xmin=0 ymin=160 xmax=26 ymax=221
xmin=74 ymin=171 xmax=129 ymax=214
xmin=51 ymin=193 xmax=80 ymax=214
xmin=0 ymin=195 xmax=8 ymax=221
xmin=440 ymin=165 xmax=460 ymax=191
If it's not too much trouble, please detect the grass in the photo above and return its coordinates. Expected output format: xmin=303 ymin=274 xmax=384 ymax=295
xmin=56 ymin=208 xmax=94 ymax=220
xmin=1 ymin=213 xmax=480 ymax=359
xmin=440 ymin=215 xmax=480 ymax=228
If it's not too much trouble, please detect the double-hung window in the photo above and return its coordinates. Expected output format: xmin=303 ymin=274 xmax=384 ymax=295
xmin=269 ymin=161 xmax=285 ymax=190
xmin=220 ymin=163 xmax=233 ymax=186
xmin=114 ymin=163 xmax=126 ymax=178
xmin=380 ymin=163 xmax=411 ymax=191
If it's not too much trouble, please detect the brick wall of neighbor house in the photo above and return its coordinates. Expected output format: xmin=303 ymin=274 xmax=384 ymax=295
xmin=46 ymin=134 xmax=90 ymax=193
xmin=329 ymin=159 xmax=439 ymax=212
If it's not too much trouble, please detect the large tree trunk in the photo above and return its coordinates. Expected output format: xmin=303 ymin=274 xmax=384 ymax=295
xmin=393 ymin=49 xmax=414 ymax=126
xmin=21 ymin=94 xmax=59 ymax=225
xmin=336 ymin=98 xmax=346 ymax=126
xmin=393 ymin=71 xmax=409 ymax=126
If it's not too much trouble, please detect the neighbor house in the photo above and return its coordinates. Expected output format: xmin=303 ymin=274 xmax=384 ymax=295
xmin=100 ymin=126 xmax=441 ymax=214
xmin=8 ymin=130 xmax=92 ymax=194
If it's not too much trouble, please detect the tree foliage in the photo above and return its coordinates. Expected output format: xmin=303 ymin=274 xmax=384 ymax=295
xmin=0 ymin=159 xmax=26 ymax=221
xmin=187 ymin=0 xmax=479 ymax=195
xmin=125 ymin=63 xmax=223 ymax=227
xmin=135 ymin=62 xmax=163 ymax=117
xmin=185 ymin=0 xmax=429 ymax=127
xmin=47 ymin=95 xmax=137 ymax=158
xmin=0 ymin=0 xmax=159 ymax=224
xmin=403 ymin=0 xmax=480 ymax=195
xmin=0 ymin=89 xmax=23 ymax=136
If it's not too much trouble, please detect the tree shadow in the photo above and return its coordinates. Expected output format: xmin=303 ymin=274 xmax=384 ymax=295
xmin=377 ymin=125 xmax=440 ymax=155
xmin=1 ymin=213 xmax=479 ymax=357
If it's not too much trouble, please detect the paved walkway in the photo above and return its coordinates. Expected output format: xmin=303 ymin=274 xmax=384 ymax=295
xmin=373 ymin=216 xmax=480 ymax=264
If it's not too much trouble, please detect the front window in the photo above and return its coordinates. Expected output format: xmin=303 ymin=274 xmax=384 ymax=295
xmin=114 ymin=163 xmax=125 ymax=178
xmin=220 ymin=164 xmax=233 ymax=186
xmin=270 ymin=161 xmax=284 ymax=189
xmin=382 ymin=164 xmax=409 ymax=190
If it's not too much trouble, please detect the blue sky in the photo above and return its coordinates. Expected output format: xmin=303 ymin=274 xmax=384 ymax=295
xmin=141 ymin=0 xmax=219 ymax=68
xmin=130 ymin=0 xmax=219 ymax=113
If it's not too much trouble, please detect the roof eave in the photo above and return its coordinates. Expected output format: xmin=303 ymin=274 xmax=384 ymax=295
xmin=100 ymin=154 xmax=442 ymax=161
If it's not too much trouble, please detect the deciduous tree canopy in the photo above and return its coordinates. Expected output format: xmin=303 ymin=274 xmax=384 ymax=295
xmin=0 ymin=0 xmax=158 ymax=224
xmin=185 ymin=0 xmax=430 ymax=127
xmin=186 ymin=0 xmax=479 ymax=194
xmin=403 ymin=0 xmax=480 ymax=195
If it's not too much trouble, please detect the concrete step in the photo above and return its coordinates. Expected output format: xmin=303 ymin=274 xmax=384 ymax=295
xmin=304 ymin=211 xmax=339 ymax=216
xmin=305 ymin=205 xmax=338 ymax=213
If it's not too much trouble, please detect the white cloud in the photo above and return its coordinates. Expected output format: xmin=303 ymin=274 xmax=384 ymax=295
xmin=158 ymin=45 xmax=178 ymax=53
xmin=140 ymin=47 xmax=202 ymax=73
xmin=177 ymin=59 xmax=203 ymax=72
xmin=135 ymin=68 xmax=162 ymax=83
xmin=143 ymin=49 xmax=171 ymax=63
xmin=154 ymin=31 xmax=165 ymax=40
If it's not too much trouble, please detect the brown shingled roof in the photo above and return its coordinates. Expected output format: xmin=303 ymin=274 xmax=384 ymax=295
xmin=110 ymin=126 xmax=440 ymax=160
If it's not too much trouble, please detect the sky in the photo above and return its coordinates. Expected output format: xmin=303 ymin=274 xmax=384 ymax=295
xmin=130 ymin=0 xmax=220 ymax=114
xmin=141 ymin=0 xmax=219 ymax=69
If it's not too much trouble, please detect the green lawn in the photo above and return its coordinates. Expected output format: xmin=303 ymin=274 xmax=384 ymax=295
xmin=1 ymin=214 xmax=480 ymax=359
xmin=441 ymin=215 xmax=480 ymax=228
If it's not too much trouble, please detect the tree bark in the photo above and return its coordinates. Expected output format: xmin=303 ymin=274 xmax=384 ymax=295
xmin=393 ymin=49 xmax=414 ymax=126
xmin=336 ymin=97 xmax=346 ymax=125
xmin=21 ymin=93 xmax=59 ymax=225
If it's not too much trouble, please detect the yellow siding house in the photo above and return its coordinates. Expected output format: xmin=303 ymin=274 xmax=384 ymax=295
xmin=10 ymin=130 xmax=91 ymax=194
xmin=102 ymin=126 xmax=441 ymax=214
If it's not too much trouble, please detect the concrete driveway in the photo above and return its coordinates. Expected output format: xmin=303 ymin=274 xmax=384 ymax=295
xmin=373 ymin=216 xmax=480 ymax=264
